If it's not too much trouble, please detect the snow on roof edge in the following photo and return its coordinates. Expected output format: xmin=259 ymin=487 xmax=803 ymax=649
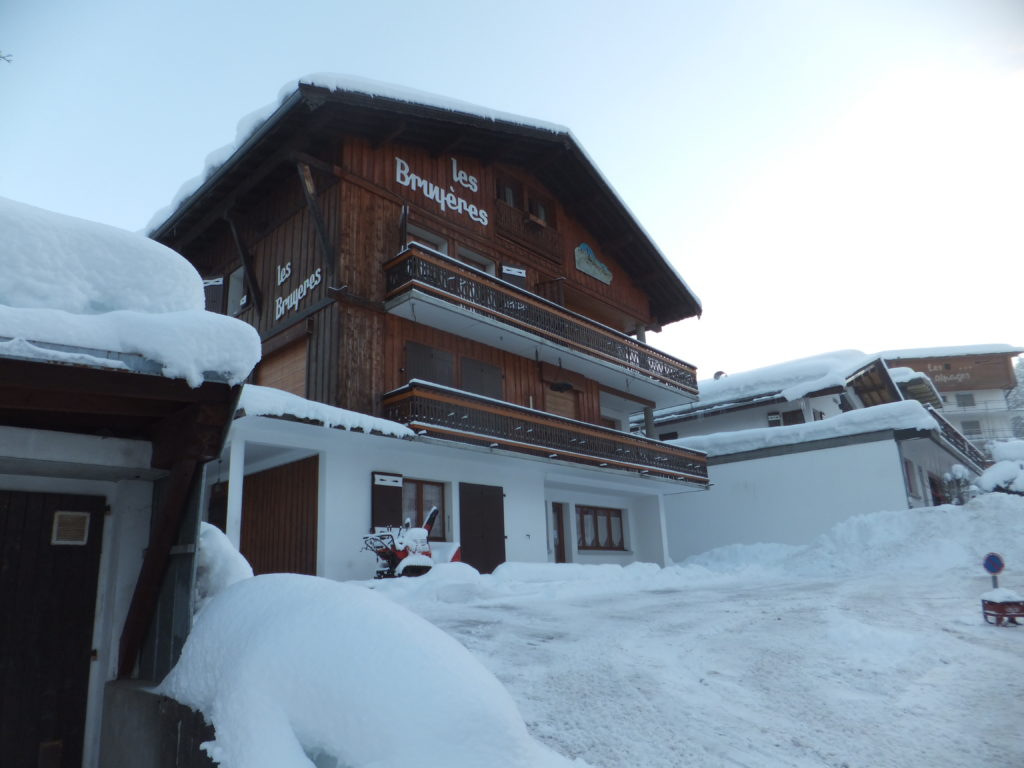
xmin=238 ymin=384 xmax=414 ymax=438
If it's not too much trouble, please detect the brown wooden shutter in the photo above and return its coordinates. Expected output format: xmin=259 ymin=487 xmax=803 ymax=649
xmin=405 ymin=342 xmax=453 ymax=387
xmin=371 ymin=472 xmax=403 ymax=529
xmin=545 ymin=387 xmax=579 ymax=420
xmin=461 ymin=357 xmax=502 ymax=399
xmin=255 ymin=337 xmax=308 ymax=397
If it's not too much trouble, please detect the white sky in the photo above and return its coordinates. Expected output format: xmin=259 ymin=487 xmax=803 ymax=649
xmin=2 ymin=0 xmax=1022 ymax=375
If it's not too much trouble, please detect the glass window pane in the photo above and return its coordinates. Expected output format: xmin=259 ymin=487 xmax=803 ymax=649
xmin=610 ymin=513 xmax=623 ymax=549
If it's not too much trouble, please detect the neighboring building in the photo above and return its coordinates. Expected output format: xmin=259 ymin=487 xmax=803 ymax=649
xmin=881 ymin=345 xmax=1024 ymax=451
xmin=149 ymin=76 xmax=709 ymax=580
xmin=0 ymin=198 xmax=258 ymax=767
xmin=647 ymin=351 xmax=986 ymax=560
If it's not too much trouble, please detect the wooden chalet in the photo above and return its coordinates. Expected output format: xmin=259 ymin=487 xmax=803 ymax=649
xmin=151 ymin=78 xmax=709 ymax=578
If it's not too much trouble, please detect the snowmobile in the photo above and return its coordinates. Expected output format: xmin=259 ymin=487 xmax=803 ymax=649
xmin=362 ymin=505 xmax=444 ymax=578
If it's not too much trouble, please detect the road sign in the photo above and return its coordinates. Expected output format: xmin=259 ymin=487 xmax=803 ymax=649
xmin=984 ymin=553 xmax=1005 ymax=575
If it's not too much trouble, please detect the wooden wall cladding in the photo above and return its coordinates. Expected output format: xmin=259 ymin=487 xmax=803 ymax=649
xmin=340 ymin=137 xmax=652 ymax=329
xmin=254 ymin=336 xmax=308 ymax=397
xmin=382 ymin=314 xmax=602 ymax=425
xmin=240 ymin=456 xmax=319 ymax=576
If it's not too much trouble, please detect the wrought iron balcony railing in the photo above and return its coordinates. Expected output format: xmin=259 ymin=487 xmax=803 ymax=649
xmin=384 ymin=245 xmax=698 ymax=395
xmin=926 ymin=405 xmax=989 ymax=469
xmin=382 ymin=380 xmax=709 ymax=483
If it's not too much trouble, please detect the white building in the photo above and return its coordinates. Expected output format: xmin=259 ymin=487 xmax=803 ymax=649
xmin=648 ymin=351 xmax=986 ymax=560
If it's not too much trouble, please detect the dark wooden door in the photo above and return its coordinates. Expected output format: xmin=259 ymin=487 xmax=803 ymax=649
xmin=240 ymin=456 xmax=319 ymax=575
xmin=551 ymin=502 xmax=567 ymax=563
xmin=458 ymin=483 xmax=505 ymax=574
xmin=0 ymin=490 xmax=106 ymax=768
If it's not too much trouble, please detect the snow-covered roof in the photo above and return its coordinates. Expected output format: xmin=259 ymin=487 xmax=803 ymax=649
xmin=239 ymin=384 xmax=413 ymax=438
xmin=671 ymin=400 xmax=938 ymax=457
xmin=147 ymin=74 xmax=566 ymax=234
xmin=881 ymin=344 xmax=1024 ymax=360
xmin=146 ymin=74 xmax=702 ymax=326
xmin=651 ymin=350 xmax=877 ymax=423
xmin=0 ymin=196 xmax=260 ymax=387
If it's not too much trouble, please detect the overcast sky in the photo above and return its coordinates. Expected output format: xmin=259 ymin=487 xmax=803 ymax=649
xmin=2 ymin=0 xmax=1022 ymax=375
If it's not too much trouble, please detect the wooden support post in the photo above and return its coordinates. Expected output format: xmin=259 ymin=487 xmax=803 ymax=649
xmin=117 ymin=457 xmax=199 ymax=679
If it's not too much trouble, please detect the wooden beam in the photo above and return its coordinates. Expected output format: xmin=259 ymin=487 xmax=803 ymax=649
xmin=117 ymin=457 xmax=198 ymax=678
xmin=295 ymin=160 xmax=337 ymax=280
xmin=225 ymin=214 xmax=263 ymax=312
xmin=371 ymin=120 xmax=407 ymax=149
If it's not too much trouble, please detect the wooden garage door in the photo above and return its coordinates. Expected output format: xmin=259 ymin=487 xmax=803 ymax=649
xmin=240 ymin=456 xmax=318 ymax=575
xmin=0 ymin=490 xmax=106 ymax=768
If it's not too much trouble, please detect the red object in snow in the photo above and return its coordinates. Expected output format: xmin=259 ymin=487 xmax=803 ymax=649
xmin=982 ymin=600 xmax=1024 ymax=626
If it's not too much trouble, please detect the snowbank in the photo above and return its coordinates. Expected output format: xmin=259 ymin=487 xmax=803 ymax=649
xmin=0 ymin=196 xmax=260 ymax=386
xmin=194 ymin=523 xmax=254 ymax=614
xmin=161 ymin=573 xmax=585 ymax=768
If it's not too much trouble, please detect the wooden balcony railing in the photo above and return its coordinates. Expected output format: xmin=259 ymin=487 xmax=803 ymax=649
xmin=384 ymin=245 xmax=698 ymax=395
xmin=382 ymin=380 xmax=709 ymax=483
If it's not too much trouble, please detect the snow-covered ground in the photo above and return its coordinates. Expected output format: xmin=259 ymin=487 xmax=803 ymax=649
xmin=167 ymin=494 xmax=1024 ymax=768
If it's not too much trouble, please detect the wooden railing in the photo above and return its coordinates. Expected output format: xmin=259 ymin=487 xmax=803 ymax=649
xmin=382 ymin=381 xmax=709 ymax=483
xmin=926 ymin=406 xmax=989 ymax=469
xmin=384 ymin=245 xmax=698 ymax=395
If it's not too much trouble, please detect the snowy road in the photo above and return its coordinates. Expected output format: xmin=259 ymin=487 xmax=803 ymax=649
xmin=382 ymin=499 xmax=1024 ymax=768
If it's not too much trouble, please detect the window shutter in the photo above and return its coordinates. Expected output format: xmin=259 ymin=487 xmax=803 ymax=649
xmin=406 ymin=342 xmax=454 ymax=387
xmin=371 ymin=473 xmax=403 ymax=529
xmin=461 ymin=357 xmax=502 ymax=400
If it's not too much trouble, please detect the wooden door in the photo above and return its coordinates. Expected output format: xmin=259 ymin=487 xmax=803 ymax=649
xmin=458 ymin=483 xmax=506 ymax=574
xmin=551 ymin=502 xmax=567 ymax=563
xmin=240 ymin=456 xmax=318 ymax=575
xmin=0 ymin=490 xmax=106 ymax=768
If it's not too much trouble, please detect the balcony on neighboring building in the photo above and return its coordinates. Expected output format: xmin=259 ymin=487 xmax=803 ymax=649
xmin=384 ymin=245 xmax=699 ymax=408
xmin=381 ymin=380 xmax=709 ymax=483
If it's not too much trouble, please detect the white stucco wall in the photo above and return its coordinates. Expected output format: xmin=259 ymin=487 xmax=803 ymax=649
xmin=665 ymin=436 xmax=909 ymax=561
xmin=222 ymin=416 xmax=682 ymax=579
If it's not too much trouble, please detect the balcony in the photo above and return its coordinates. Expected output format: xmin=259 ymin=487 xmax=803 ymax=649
xmin=381 ymin=380 xmax=709 ymax=483
xmin=926 ymin=406 xmax=989 ymax=470
xmin=384 ymin=245 xmax=698 ymax=407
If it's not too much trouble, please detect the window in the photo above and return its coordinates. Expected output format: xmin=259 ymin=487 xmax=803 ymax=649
xmin=455 ymin=246 xmax=496 ymax=275
xmin=527 ymin=193 xmax=552 ymax=226
xmin=955 ymin=393 xmax=976 ymax=408
xmin=226 ymin=266 xmax=248 ymax=316
xmin=813 ymin=410 xmax=825 ymax=422
xmin=576 ymin=506 xmax=626 ymax=551
xmin=961 ymin=420 xmax=982 ymax=437
xmin=495 ymin=176 xmax=522 ymax=208
xmin=405 ymin=342 xmax=454 ymax=387
xmin=658 ymin=431 xmax=679 ymax=441
xmin=904 ymin=459 xmax=918 ymax=496
xmin=767 ymin=410 xmax=805 ymax=427
xmin=402 ymin=479 xmax=445 ymax=541
xmin=406 ymin=224 xmax=447 ymax=255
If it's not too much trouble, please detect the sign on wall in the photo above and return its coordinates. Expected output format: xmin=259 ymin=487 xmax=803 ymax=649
xmin=394 ymin=156 xmax=489 ymax=226
xmin=892 ymin=355 xmax=1016 ymax=391
xmin=574 ymin=242 xmax=612 ymax=285
xmin=274 ymin=261 xmax=323 ymax=320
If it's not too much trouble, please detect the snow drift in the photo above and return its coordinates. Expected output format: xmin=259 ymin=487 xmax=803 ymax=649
xmin=161 ymin=571 xmax=584 ymax=768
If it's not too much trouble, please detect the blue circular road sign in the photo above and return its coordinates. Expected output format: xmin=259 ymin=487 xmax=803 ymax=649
xmin=983 ymin=553 xmax=1005 ymax=575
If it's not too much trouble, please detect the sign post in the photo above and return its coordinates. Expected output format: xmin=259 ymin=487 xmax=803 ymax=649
xmin=983 ymin=552 xmax=1005 ymax=589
